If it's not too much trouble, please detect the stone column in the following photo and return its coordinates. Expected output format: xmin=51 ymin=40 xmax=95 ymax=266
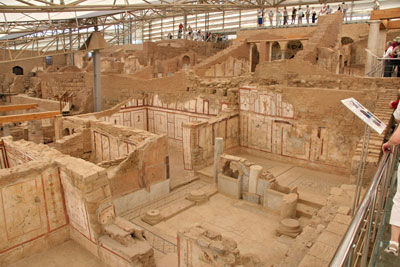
xmin=248 ymin=165 xmax=262 ymax=194
xmin=365 ymin=20 xmax=382 ymax=76
xmin=2 ymin=123 xmax=10 ymax=137
xmin=213 ymin=137 xmax=224 ymax=184
xmin=93 ymin=49 xmax=102 ymax=112
xmin=279 ymin=41 xmax=288 ymax=60
xmin=249 ymin=43 xmax=253 ymax=72
xmin=54 ymin=115 xmax=63 ymax=141
xmin=280 ymin=193 xmax=298 ymax=219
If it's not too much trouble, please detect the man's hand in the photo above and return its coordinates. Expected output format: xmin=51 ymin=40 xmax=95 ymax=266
xmin=382 ymin=142 xmax=393 ymax=153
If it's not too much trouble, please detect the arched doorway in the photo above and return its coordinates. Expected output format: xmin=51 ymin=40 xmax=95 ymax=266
xmin=251 ymin=44 xmax=259 ymax=72
xmin=271 ymin=42 xmax=281 ymax=61
xmin=182 ymin=55 xmax=190 ymax=70
xmin=341 ymin=37 xmax=354 ymax=45
xmin=62 ymin=128 xmax=70 ymax=137
xmin=12 ymin=66 xmax=23 ymax=75
xmin=286 ymin=40 xmax=303 ymax=59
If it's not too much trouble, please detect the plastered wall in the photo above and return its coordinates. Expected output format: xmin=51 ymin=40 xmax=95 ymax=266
xmin=239 ymin=87 xmax=372 ymax=173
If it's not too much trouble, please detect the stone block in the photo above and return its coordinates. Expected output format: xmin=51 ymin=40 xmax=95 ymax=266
xmin=264 ymin=189 xmax=285 ymax=211
xmin=337 ymin=206 xmax=351 ymax=215
xmin=330 ymin=187 xmax=343 ymax=196
xmin=218 ymin=174 xmax=241 ymax=199
xmin=308 ymin=241 xmax=336 ymax=262
xmin=325 ymin=221 xmax=349 ymax=236
xmin=243 ymin=192 xmax=260 ymax=204
xmin=333 ymin=213 xmax=352 ymax=225
xmin=298 ymin=254 xmax=329 ymax=267
xmin=316 ymin=231 xmax=342 ymax=247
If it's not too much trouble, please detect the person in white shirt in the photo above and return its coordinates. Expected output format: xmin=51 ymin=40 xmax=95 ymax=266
xmin=382 ymin=127 xmax=400 ymax=256
xmin=298 ymin=8 xmax=303 ymax=24
xmin=384 ymin=41 xmax=394 ymax=77
xmin=269 ymin=10 xmax=274 ymax=26
xmin=276 ymin=10 xmax=282 ymax=26
xmin=320 ymin=4 xmax=327 ymax=16
xmin=305 ymin=5 xmax=311 ymax=24
xmin=326 ymin=5 xmax=332 ymax=14
xmin=342 ymin=2 xmax=348 ymax=22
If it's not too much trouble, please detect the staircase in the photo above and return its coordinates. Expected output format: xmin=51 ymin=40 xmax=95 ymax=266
xmin=99 ymin=216 xmax=156 ymax=266
xmin=193 ymin=40 xmax=249 ymax=76
xmin=296 ymin=13 xmax=344 ymax=64
xmin=351 ymin=88 xmax=397 ymax=182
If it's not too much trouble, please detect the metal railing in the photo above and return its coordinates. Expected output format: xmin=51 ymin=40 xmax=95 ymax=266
xmin=330 ymin=146 xmax=399 ymax=267
xmin=366 ymin=48 xmax=400 ymax=78
xmin=130 ymin=220 xmax=177 ymax=254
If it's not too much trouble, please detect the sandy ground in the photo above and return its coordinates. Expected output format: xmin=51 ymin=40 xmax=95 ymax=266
xmin=8 ymin=240 xmax=106 ymax=267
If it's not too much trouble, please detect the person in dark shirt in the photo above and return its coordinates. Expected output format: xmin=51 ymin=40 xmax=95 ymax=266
xmin=291 ymin=7 xmax=297 ymax=24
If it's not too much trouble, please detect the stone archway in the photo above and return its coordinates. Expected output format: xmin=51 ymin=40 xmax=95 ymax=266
xmin=341 ymin=36 xmax=354 ymax=45
xmin=251 ymin=44 xmax=259 ymax=72
xmin=286 ymin=40 xmax=303 ymax=59
xmin=182 ymin=55 xmax=190 ymax=70
xmin=271 ymin=42 xmax=281 ymax=61
xmin=12 ymin=66 xmax=23 ymax=75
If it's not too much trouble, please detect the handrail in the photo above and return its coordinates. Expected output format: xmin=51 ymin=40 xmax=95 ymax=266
xmin=330 ymin=151 xmax=391 ymax=266
xmin=365 ymin=48 xmax=400 ymax=61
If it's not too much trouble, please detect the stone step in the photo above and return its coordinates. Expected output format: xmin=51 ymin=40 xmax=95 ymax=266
xmin=196 ymin=167 xmax=214 ymax=182
xmin=99 ymin=235 xmax=154 ymax=263
xmin=298 ymin=190 xmax=326 ymax=209
xmin=296 ymin=202 xmax=318 ymax=218
xmin=160 ymin=199 xmax=195 ymax=220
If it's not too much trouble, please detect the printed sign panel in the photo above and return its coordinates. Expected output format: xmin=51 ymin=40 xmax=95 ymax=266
xmin=341 ymin=98 xmax=386 ymax=135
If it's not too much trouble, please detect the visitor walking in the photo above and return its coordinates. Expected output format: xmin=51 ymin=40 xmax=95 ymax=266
xmin=326 ymin=5 xmax=332 ymax=14
xmin=392 ymin=42 xmax=400 ymax=77
xmin=312 ymin=7 xmax=317 ymax=23
xmin=178 ymin=23 xmax=183 ymax=39
xmin=373 ymin=0 xmax=380 ymax=10
xmin=343 ymin=2 xmax=348 ymax=22
xmin=188 ymin=25 xmax=193 ymax=39
xmin=384 ymin=41 xmax=394 ymax=77
xmin=305 ymin=5 xmax=311 ymax=24
xmin=320 ymin=4 xmax=327 ymax=16
xmin=269 ymin=10 xmax=274 ymax=26
xmin=298 ymin=7 xmax=303 ymax=24
xmin=257 ymin=9 xmax=264 ymax=27
xmin=382 ymin=127 xmax=400 ymax=256
xmin=283 ymin=7 xmax=288 ymax=25
xmin=276 ymin=10 xmax=282 ymax=26
xmin=291 ymin=7 xmax=297 ymax=24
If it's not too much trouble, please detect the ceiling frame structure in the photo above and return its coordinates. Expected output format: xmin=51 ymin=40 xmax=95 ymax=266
xmin=0 ymin=0 xmax=379 ymax=63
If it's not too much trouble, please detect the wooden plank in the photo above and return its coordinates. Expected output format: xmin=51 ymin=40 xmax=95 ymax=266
xmin=0 ymin=111 xmax=61 ymax=124
xmin=388 ymin=20 xmax=400 ymax=30
xmin=370 ymin=8 xmax=400 ymax=20
xmin=0 ymin=103 xmax=38 ymax=112
xmin=380 ymin=19 xmax=388 ymax=30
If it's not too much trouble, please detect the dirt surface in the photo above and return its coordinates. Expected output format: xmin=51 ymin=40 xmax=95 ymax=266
xmin=8 ymin=240 xmax=106 ymax=267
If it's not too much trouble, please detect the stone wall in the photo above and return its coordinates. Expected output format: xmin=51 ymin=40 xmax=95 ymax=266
xmin=38 ymin=72 xmax=93 ymax=113
xmin=239 ymin=86 xmax=374 ymax=174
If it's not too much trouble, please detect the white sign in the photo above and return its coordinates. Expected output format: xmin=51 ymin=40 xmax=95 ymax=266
xmin=341 ymin=98 xmax=386 ymax=135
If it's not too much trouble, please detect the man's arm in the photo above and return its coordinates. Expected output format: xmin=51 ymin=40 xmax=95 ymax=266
xmin=382 ymin=126 xmax=400 ymax=152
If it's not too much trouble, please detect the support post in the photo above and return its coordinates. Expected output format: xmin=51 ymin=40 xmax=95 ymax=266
xmin=365 ymin=20 xmax=382 ymax=76
xmin=2 ymin=123 xmax=10 ymax=136
xmin=213 ymin=137 xmax=224 ymax=184
xmin=352 ymin=124 xmax=371 ymax=216
xmin=93 ymin=49 xmax=102 ymax=112
xmin=248 ymin=165 xmax=262 ymax=194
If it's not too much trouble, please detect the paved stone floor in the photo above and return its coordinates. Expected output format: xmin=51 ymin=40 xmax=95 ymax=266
xmin=8 ymin=240 xmax=106 ymax=267
xmin=232 ymin=151 xmax=349 ymax=197
xmin=154 ymin=193 xmax=298 ymax=265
